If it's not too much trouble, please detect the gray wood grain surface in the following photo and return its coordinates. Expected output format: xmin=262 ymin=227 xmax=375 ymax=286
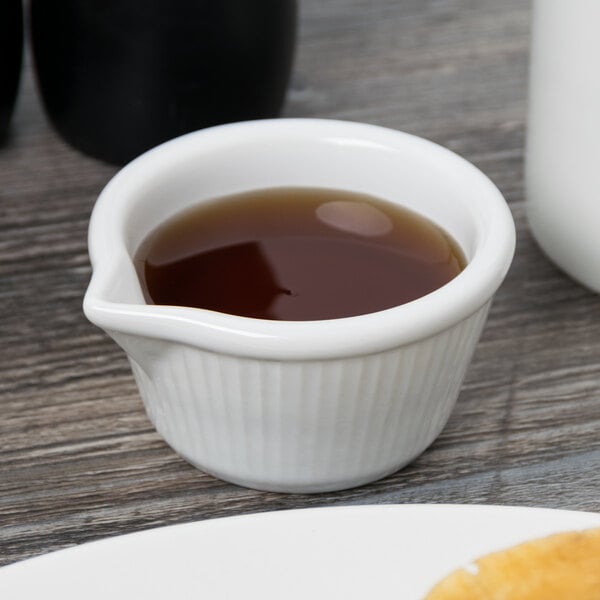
xmin=1 ymin=0 xmax=599 ymax=568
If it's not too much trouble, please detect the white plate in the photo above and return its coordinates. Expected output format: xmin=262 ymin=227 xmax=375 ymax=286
xmin=1 ymin=504 xmax=599 ymax=599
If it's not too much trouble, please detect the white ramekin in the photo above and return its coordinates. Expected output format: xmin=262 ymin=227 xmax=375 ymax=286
xmin=84 ymin=119 xmax=515 ymax=493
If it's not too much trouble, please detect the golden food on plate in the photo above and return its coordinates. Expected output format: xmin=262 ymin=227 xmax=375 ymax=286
xmin=424 ymin=528 xmax=600 ymax=599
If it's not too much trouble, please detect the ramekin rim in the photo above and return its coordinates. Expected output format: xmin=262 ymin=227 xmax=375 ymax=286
xmin=83 ymin=118 xmax=515 ymax=360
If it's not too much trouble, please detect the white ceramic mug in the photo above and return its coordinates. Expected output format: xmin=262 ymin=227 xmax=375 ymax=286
xmin=84 ymin=119 xmax=515 ymax=493
xmin=527 ymin=0 xmax=600 ymax=291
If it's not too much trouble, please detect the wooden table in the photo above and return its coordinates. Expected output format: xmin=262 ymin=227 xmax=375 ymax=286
xmin=2 ymin=0 xmax=599 ymax=567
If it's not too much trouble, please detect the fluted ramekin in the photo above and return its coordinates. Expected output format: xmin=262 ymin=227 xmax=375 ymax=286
xmin=84 ymin=119 xmax=515 ymax=493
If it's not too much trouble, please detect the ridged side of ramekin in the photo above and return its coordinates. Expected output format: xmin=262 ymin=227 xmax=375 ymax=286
xmin=116 ymin=302 xmax=489 ymax=493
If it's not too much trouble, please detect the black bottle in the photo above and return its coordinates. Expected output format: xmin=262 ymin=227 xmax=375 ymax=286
xmin=0 ymin=0 xmax=23 ymax=142
xmin=30 ymin=0 xmax=297 ymax=165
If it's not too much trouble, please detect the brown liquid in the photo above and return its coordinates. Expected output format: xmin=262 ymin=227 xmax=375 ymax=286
xmin=135 ymin=188 xmax=466 ymax=321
